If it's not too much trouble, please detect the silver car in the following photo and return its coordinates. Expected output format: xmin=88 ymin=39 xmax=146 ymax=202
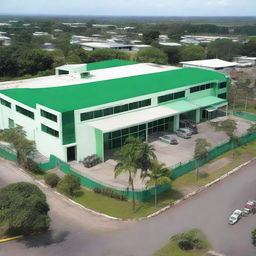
xmin=176 ymin=128 xmax=192 ymax=139
xmin=159 ymin=135 xmax=178 ymax=145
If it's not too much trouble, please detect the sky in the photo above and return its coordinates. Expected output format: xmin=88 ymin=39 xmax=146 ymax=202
xmin=0 ymin=0 xmax=256 ymax=16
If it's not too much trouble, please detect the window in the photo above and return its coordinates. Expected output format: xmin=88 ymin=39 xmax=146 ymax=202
xmin=190 ymin=84 xmax=213 ymax=93
xmin=219 ymin=82 xmax=227 ymax=89
xmin=218 ymin=93 xmax=227 ymax=99
xmin=41 ymin=124 xmax=59 ymax=137
xmin=158 ymin=91 xmax=185 ymax=103
xmin=8 ymin=118 xmax=14 ymax=129
xmin=80 ymin=99 xmax=151 ymax=121
xmin=16 ymin=105 xmax=34 ymax=119
xmin=40 ymin=109 xmax=57 ymax=122
xmin=0 ymin=98 xmax=11 ymax=108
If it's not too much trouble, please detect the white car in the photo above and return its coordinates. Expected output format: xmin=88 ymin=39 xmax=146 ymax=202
xmin=228 ymin=209 xmax=242 ymax=225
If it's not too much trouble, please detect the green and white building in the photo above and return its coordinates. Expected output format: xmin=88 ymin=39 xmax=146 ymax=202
xmin=0 ymin=59 xmax=229 ymax=162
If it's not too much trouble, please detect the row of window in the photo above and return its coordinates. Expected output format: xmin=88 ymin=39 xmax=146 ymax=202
xmin=0 ymin=98 xmax=11 ymax=108
xmin=219 ymin=82 xmax=227 ymax=89
xmin=218 ymin=93 xmax=227 ymax=99
xmin=80 ymin=99 xmax=151 ymax=121
xmin=40 ymin=109 xmax=57 ymax=122
xmin=16 ymin=105 xmax=34 ymax=119
xmin=41 ymin=124 xmax=59 ymax=137
xmin=158 ymin=91 xmax=185 ymax=103
xmin=190 ymin=83 xmax=213 ymax=93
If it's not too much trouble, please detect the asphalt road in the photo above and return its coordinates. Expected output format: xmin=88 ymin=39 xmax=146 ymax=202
xmin=1 ymin=158 xmax=256 ymax=256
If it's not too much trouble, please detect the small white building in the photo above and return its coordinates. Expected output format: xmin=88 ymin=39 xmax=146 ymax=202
xmin=33 ymin=32 xmax=49 ymax=37
xmin=80 ymin=42 xmax=133 ymax=51
xmin=0 ymin=36 xmax=11 ymax=46
xmin=233 ymin=56 xmax=256 ymax=67
xmin=180 ymin=58 xmax=237 ymax=73
xmin=159 ymin=42 xmax=181 ymax=47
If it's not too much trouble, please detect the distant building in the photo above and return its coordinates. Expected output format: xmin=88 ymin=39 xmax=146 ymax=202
xmin=33 ymin=32 xmax=49 ymax=37
xmin=0 ymin=36 xmax=11 ymax=46
xmin=62 ymin=23 xmax=86 ymax=28
xmin=180 ymin=35 xmax=238 ymax=45
xmin=42 ymin=43 xmax=55 ymax=51
xmin=70 ymin=35 xmax=102 ymax=45
xmin=180 ymin=58 xmax=237 ymax=73
xmin=233 ymin=56 xmax=256 ymax=67
xmin=80 ymin=42 xmax=133 ymax=51
xmin=92 ymin=24 xmax=116 ymax=29
xmin=131 ymin=44 xmax=151 ymax=51
xmin=159 ymin=42 xmax=181 ymax=47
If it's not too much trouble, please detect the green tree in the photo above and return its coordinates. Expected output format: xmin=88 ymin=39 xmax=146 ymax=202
xmin=114 ymin=138 xmax=138 ymax=212
xmin=0 ymin=127 xmax=35 ymax=168
xmin=0 ymin=182 xmax=50 ymax=235
xmin=44 ymin=173 xmax=60 ymax=188
xmin=88 ymin=49 xmax=129 ymax=62
xmin=144 ymin=160 xmax=171 ymax=207
xmin=252 ymin=228 xmax=256 ymax=246
xmin=57 ymin=173 xmax=80 ymax=196
xmin=247 ymin=123 xmax=256 ymax=134
xmin=179 ymin=45 xmax=206 ymax=61
xmin=142 ymin=29 xmax=160 ymax=44
xmin=194 ymin=138 xmax=211 ymax=180
xmin=207 ymin=39 xmax=241 ymax=61
xmin=136 ymin=47 xmax=167 ymax=64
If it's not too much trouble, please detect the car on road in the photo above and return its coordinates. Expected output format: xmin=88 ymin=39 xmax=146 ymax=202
xmin=176 ymin=128 xmax=192 ymax=139
xmin=159 ymin=135 xmax=178 ymax=145
xmin=243 ymin=200 xmax=256 ymax=215
xmin=228 ymin=209 xmax=243 ymax=225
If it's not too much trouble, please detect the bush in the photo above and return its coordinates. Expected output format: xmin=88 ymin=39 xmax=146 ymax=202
xmin=0 ymin=182 xmax=50 ymax=235
xmin=24 ymin=158 xmax=41 ymax=173
xmin=44 ymin=173 xmax=60 ymax=188
xmin=57 ymin=174 xmax=80 ymax=196
xmin=93 ymin=188 xmax=127 ymax=201
xmin=171 ymin=229 xmax=206 ymax=251
xmin=252 ymin=228 xmax=256 ymax=246
xmin=83 ymin=154 xmax=101 ymax=168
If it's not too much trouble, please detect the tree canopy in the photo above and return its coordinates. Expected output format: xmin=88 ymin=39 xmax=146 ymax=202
xmin=136 ymin=47 xmax=168 ymax=64
xmin=0 ymin=182 xmax=50 ymax=235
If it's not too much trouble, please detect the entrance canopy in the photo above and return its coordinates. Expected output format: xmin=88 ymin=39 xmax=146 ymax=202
xmin=164 ymin=100 xmax=199 ymax=113
xmin=88 ymin=106 xmax=178 ymax=133
xmin=189 ymin=96 xmax=226 ymax=108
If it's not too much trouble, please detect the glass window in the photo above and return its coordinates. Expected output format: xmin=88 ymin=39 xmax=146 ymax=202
xmin=16 ymin=105 xmax=34 ymax=119
xmin=103 ymin=107 xmax=113 ymax=116
xmin=40 ymin=109 xmax=57 ymax=122
xmin=41 ymin=124 xmax=59 ymax=137
xmin=94 ymin=110 xmax=103 ymax=118
xmin=219 ymin=82 xmax=227 ymax=89
xmin=0 ymin=98 xmax=11 ymax=108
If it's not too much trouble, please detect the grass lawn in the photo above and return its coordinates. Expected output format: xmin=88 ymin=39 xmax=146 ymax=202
xmin=67 ymin=140 xmax=256 ymax=219
xmin=154 ymin=229 xmax=210 ymax=256
xmin=71 ymin=188 xmax=182 ymax=219
xmin=172 ymin=140 xmax=256 ymax=190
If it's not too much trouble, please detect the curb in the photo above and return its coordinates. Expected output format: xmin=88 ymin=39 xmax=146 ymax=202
xmin=10 ymin=157 xmax=256 ymax=222
xmin=141 ymin=158 xmax=256 ymax=220
xmin=0 ymin=235 xmax=23 ymax=243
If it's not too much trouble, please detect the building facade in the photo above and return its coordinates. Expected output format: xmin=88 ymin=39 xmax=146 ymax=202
xmin=0 ymin=60 xmax=229 ymax=163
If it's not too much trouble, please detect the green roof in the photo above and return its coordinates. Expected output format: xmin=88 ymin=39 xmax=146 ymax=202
xmin=0 ymin=67 xmax=227 ymax=113
xmin=164 ymin=100 xmax=199 ymax=113
xmin=189 ymin=96 xmax=226 ymax=108
xmin=87 ymin=59 xmax=137 ymax=71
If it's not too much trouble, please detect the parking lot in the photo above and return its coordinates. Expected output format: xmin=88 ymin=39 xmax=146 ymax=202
xmin=150 ymin=115 xmax=253 ymax=168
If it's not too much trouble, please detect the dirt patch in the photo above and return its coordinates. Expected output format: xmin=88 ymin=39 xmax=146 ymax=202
xmin=48 ymin=167 xmax=65 ymax=178
xmin=200 ymin=157 xmax=232 ymax=174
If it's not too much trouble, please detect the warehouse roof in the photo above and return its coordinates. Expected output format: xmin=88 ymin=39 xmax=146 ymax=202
xmin=0 ymin=67 xmax=227 ymax=113
xmin=87 ymin=59 xmax=137 ymax=71
xmin=180 ymin=58 xmax=237 ymax=69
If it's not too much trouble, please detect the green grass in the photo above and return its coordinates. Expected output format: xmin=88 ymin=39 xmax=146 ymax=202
xmin=154 ymin=229 xmax=210 ymax=256
xmin=70 ymin=188 xmax=182 ymax=219
xmin=172 ymin=140 xmax=256 ymax=190
xmin=31 ymin=171 xmax=46 ymax=180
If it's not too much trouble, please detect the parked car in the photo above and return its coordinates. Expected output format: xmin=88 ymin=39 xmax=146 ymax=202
xmin=228 ymin=209 xmax=243 ymax=225
xmin=243 ymin=200 xmax=256 ymax=215
xmin=180 ymin=119 xmax=198 ymax=134
xmin=159 ymin=135 xmax=178 ymax=145
xmin=176 ymin=128 xmax=192 ymax=139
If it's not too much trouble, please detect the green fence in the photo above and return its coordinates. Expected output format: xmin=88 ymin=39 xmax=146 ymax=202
xmin=232 ymin=111 xmax=256 ymax=122
xmin=1 ymin=130 xmax=256 ymax=201
xmin=171 ymin=131 xmax=256 ymax=179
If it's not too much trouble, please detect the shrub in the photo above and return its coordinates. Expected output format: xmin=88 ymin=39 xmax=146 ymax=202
xmin=44 ymin=173 xmax=60 ymax=188
xmin=24 ymin=158 xmax=41 ymax=173
xmin=93 ymin=188 xmax=127 ymax=201
xmin=171 ymin=229 xmax=206 ymax=251
xmin=57 ymin=174 xmax=80 ymax=196
xmin=0 ymin=182 xmax=50 ymax=235
xmin=252 ymin=228 xmax=256 ymax=246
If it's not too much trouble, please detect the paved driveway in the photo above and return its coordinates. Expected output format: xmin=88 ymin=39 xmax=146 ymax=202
xmin=1 ymin=158 xmax=256 ymax=256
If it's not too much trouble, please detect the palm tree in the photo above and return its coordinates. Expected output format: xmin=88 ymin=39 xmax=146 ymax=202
xmin=143 ymin=160 xmax=172 ymax=207
xmin=114 ymin=138 xmax=139 ymax=212
xmin=136 ymin=141 xmax=156 ymax=178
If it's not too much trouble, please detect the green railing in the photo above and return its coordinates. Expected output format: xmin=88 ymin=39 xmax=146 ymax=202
xmin=232 ymin=110 xmax=256 ymax=122
xmin=1 ymin=130 xmax=256 ymax=201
